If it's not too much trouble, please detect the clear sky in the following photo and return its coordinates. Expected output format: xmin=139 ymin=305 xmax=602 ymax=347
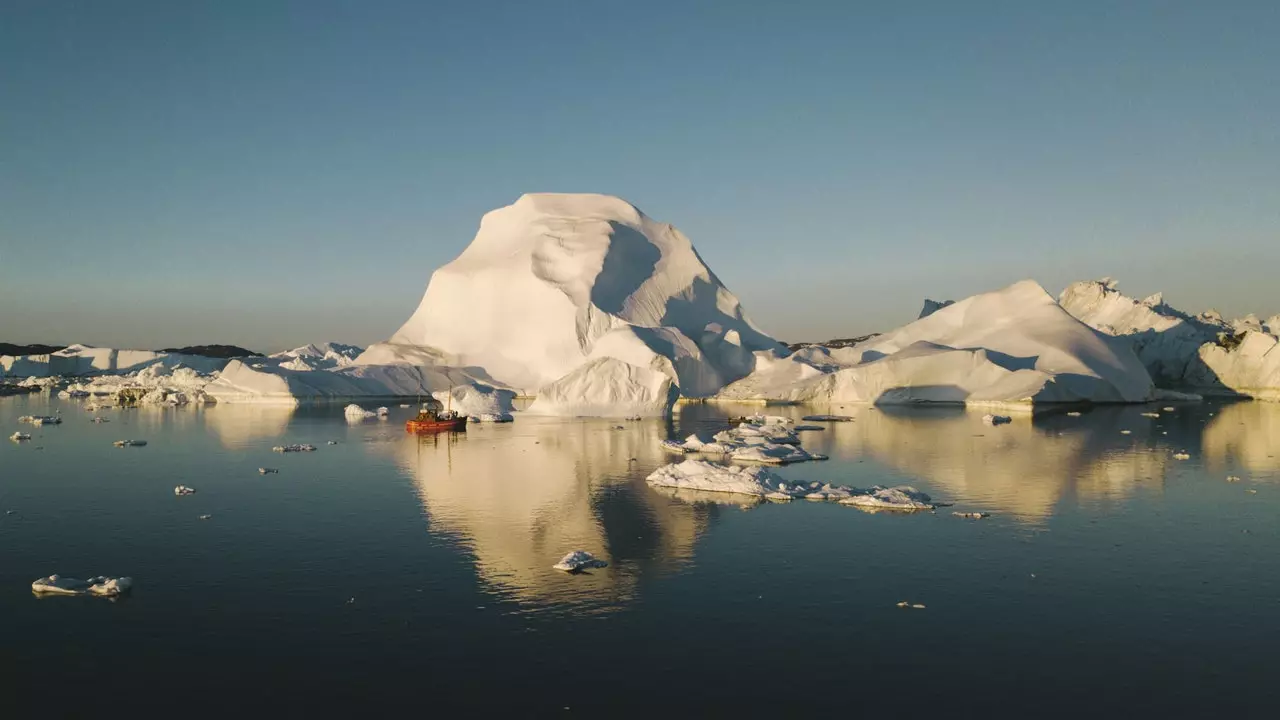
xmin=2 ymin=0 xmax=1277 ymax=352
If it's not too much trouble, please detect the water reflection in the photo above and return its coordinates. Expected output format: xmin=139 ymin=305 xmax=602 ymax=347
xmin=395 ymin=420 xmax=712 ymax=610
xmin=203 ymin=404 xmax=295 ymax=448
xmin=1201 ymin=401 xmax=1280 ymax=479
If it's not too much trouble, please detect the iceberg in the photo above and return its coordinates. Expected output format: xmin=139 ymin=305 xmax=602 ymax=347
xmin=344 ymin=403 xmax=377 ymax=421
xmin=377 ymin=193 xmax=785 ymax=416
xmin=272 ymin=444 xmax=317 ymax=453
xmin=1 ymin=343 xmax=227 ymax=379
xmin=718 ymin=280 xmax=1154 ymax=406
xmin=838 ymin=486 xmax=935 ymax=512
xmin=31 ymin=574 xmax=132 ymax=597
xmin=174 ymin=485 xmax=196 ymax=496
xmin=1061 ymin=278 xmax=1280 ymax=400
xmin=269 ymin=342 xmax=365 ymax=371
xmin=646 ymin=459 xmax=789 ymax=498
xmin=552 ymin=551 xmax=609 ymax=572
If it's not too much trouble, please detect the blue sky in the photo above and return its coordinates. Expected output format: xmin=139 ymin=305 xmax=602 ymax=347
xmin=2 ymin=0 xmax=1277 ymax=351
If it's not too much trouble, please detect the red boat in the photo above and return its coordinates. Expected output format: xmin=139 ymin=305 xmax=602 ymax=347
xmin=405 ymin=399 xmax=467 ymax=433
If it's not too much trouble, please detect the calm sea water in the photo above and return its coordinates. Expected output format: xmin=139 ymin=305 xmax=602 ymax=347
xmin=2 ymin=394 xmax=1278 ymax=716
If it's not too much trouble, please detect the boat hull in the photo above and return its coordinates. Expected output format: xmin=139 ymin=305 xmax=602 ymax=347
xmin=405 ymin=418 xmax=467 ymax=433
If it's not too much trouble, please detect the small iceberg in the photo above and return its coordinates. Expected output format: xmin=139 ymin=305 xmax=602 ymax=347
xmin=343 ymin=404 xmax=376 ymax=421
xmin=174 ymin=485 xmax=196 ymax=496
xmin=376 ymin=406 xmax=390 ymax=417
xmin=553 ymin=551 xmax=609 ymax=572
xmin=198 ymin=514 xmax=213 ymax=520
xmin=982 ymin=414 xmax=1012 ymax=426
xmin=10 ymin=432 xmax=31 ymax=442
xmin=953 ymin=511 xmax=990 ymax=519
xmin=258 ymin=467 xmax=280 ymax=475
xmin=839 ymin=486 xmax=934 ymax=512
xmin=112 ymin=439 xmax=147 ymax=447
xmin=31 ymin=574 xmax=132 ymax=597
xmin=1173 ymin=451 xmax=1191 ymax=460
xmin=272 ymin=444 xmax=317 ymax=453
xmin=19 ymin=415 xmax=62 ymax=425
xmin=91 ymin=417 xmax=109 ymax=423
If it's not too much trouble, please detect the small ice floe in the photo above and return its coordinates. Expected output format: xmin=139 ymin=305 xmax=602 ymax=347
xmin=647 ymin=459 xmax=789 ymax=498
xmin=1066 ymin=411 xmax=1082 ymax=417
xmin=1120 ymin=430 xmax=1132 ymax=435
xmin=376 ymin=406 xmax=390 ymax=417
xmin=272 ymin=444 xmax=317 ymax=453
xmin=982 ymin=414 xmax=1012 ymax=426
xmin=327 ymin=440 xmax=339 ymax=445
xmin=839 ymin=486 xmax=934 ymax=512
xmin=198 ymin=514 xmax=212 ymax=520
xmin=91 ymin=417 xmax=109 ymax=423
xmin=31 ymin=574 xmax=132 ymax=597
xmin=10 ymin=432 xmax=31 ymax=442
xmin=953 ymin=511 xmax=990 ymax=519
xmin=1140 ymin=412 xmax=1161 ymax=418
xmin=343 ymin=404 xmax=376 ymax=421
xmin=1226 ymin=476 xmax=1241 ymax=483
xmin=553 ymin=551 xmax=608 ymax=572
xmin=1162 ymin=406 xmax=1176 ymax=412
xmin=729 ymin=443 xmax=827 ymax=465
xmin=19 ymin=415 xmax=62 ymax=425
xmin=896 ymin=601 xmax=926 ymax=609
xmin=1173 ymin=451 xmax=1191 ymax=460
xmin=258 ymin=467 xmax=280 ymax=475
xmin=731 ymin=414 xmax=792 ymax=426
xmin=112 ymin=439 xmax=147 ymax=447
xmin=174 ymin=485 xmax=196 ymax=496
xmin=801 ymin=415 xmax=854 ymax=422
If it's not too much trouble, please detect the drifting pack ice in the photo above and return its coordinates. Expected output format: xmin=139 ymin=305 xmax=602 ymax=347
xmin=1060 ymin=278 xmax=1280 ymax=400
xmin=717 ymin=280 xmax=1154 ymax=406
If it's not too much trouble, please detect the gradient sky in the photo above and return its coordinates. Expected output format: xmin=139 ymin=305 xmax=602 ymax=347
xmin=2 ymin=0 xmax=1277 ymax=352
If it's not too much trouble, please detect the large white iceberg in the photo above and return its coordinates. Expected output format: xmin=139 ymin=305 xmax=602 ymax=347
xmin=718 ymin=280 xmax=1154 ymax=406
xmin=1061 ymin=278 xmax=1280 ymax=400
xmin=1 ymin=344 xmax=227 ymax=378
xmin=372 ymin=193 xmax=785 ymax=415
xmin=270 ymin=342 xmax=365 ymax=371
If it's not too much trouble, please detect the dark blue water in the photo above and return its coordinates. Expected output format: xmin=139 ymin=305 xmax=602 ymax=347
xmin=2 ymin=395 xmax=1277 ymax=716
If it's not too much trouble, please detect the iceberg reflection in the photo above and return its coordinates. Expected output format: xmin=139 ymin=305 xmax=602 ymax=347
xmin=396 ymin=419 xmax=711 ymax=610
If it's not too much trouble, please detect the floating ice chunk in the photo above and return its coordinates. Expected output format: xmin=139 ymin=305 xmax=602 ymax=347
xmin=1120 ymin=430 xmax=1132 ymax=435
xmin=1066 ymin=411 xmax=1082 ymax=417
xmin=91 ymin=417 xmax=109 ymax=423
xmin=174 ymin=485 xmax=196 ymax=496
xmin=198 ymin=514 xmax=212 ymax=520
xmin=729 ymin=443 xmax=827 ymax=465
xmin=896 ymin=601 xmax=927 ymax=609
xmin=376 ymin=406 xmax=390 ymax=417
xmin=660 ymin=440 xmax=690 ymax=454
xmin=647 ymin=459 xmax=787 ymax=497
xmin=10 ymin=432 xmax=31 ymax=441
xmin=982 ymin=414 xmax=1012 ymax=426
xmin=258 ymin=467 xmax=279 ymax=474
xmin=731 ymin=414 xmax=792 ymax=426
xmin=272 ymin=444 xmax=317 ymax=453
xmin=1140 ymin=412 xmax=1160 ymax=418
xmin=86 ymin=576 xmax=132 ymax=596
xmin=801 ymin=415 xmax=854 ymax=422
xmin=1226 ymin=476 xmax=1240 ymax=482
xmin=344 ymin=404 xmax=377 ymax=421
xmin=953 ymin=511 xmax=990 ymax=519
xmin=552 ymin=551 xmax=608 ymax=572
xmin=1162 ymin=406 xmax=1176 ymax=412
xmin=327 ymin=440 xmax=339 ymax=445
xmin=467 ymin=413 xmax=514 ymax=423
xmin=839 ymin=486 xmax=934 ymax=511
xmin=31 ymin=574 xmax=132 ymax=597
xmin=31 ymin=575 xmax=91 ymax=595
xmin=112 ymin=439 xmax=147 ymax=447
xmin=399 ymin=404 xmax=410 ymax=408
xmin=1173 ymin=452 xmax=1191 ymax=460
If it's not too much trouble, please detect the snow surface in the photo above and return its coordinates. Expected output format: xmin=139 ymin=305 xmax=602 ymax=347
xmin=719 ymin=280 xmax=1154 ymax=406
xmin=383 ymin=193 xmax=785 ymax=414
